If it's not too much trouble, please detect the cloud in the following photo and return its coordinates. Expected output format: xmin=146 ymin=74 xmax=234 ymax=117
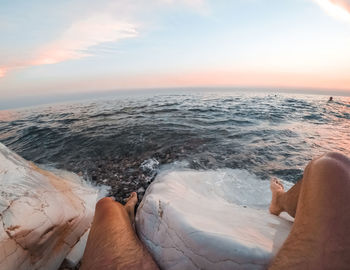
xmin=0 ymin=0 xmax=208 ymax=78
xmin=313 ymin=0 xmax=350 ymax=22
xmin=33 ymin=15 xmax=138 ymax=65
xmin=0 ymin=14 xmax=138 ymax=77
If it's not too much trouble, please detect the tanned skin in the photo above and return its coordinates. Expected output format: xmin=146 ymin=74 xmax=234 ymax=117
xmin=81 ymin=152 xmax=350 ymax=269
xmin=81 ymin=193 xmax=159 ymax=270
xmin=269 ymin=152 xmax=350 ymax=269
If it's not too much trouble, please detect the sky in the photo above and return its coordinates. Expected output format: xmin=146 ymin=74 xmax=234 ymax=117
xmin=1 ymin=0 xmax=350 ymax=102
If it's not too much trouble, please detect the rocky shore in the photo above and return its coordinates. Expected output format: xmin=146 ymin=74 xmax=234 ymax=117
xmin=64 ymin=143 xmax=220 ymax=207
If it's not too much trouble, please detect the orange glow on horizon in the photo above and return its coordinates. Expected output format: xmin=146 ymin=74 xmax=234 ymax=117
xmin=91 ymin=69 xmax=350 ymax=92
xmin=0 ymin=67 xmax=7 ymax=78
xmin=30 ymin=69 xmax=349 ymax=97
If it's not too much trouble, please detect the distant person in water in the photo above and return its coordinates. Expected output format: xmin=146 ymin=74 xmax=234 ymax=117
xmin=329 ymin=96 xmax=333 ymax=102
xmin=81 ymin=152 xmax=350 ymax=270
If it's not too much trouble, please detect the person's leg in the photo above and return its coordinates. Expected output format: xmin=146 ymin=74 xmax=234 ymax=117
xmin=269 ymin=177 xmax=301 ymax=218
xmin=80 ymin=192 xmax=159 ymax=270
xmin=269 ymin=152 xmax=350 ymax=269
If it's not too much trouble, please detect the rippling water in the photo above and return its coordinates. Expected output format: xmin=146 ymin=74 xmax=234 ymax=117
xmin=1 ymin=91 xmax=349 ymax=202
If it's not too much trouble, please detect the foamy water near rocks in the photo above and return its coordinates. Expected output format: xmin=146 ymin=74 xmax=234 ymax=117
xmin=136 ymin=168 xmax=294 ymax=270
xmin=0 ymin=143 xmax=105 ymax=270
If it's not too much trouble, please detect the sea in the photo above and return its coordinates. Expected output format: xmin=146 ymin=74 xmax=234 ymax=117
xmin=1 ymin=90 xmax=349 ymax=203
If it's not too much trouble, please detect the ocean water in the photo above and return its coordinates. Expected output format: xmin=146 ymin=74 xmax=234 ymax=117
xmin=0 ymin=91 xmax=349 ymax=202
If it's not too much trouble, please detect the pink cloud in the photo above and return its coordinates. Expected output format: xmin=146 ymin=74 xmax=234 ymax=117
xmin=1 ymin=15 xmax=138 ymax=77
xmin=34 ymin=15 xmax=138 ymax=65
xmin=0 ymin=1 xmax=208 ymax=78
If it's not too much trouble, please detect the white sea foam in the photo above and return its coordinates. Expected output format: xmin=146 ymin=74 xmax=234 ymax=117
xmin=140 ymin=158 xmax=160 ymax=172
xmin=41 ymin=165 xmax=110 ymax=200
xmin=140 ymin=158 xmax=160 ymax=182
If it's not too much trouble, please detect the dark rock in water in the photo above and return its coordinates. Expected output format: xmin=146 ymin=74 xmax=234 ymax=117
xmin=59 ymin=142 xmax=227 ymax=210
xmin=62 ymin=145 xmax=187 ymax=207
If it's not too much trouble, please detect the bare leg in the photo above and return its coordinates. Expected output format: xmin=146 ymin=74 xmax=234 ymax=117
xmin=269 ymin=152 xmax=350 ymax=269
xmin=270 ymin=177 xmax=301 ymax=218
xmin=80 ymin=193 xmax=159 ymax=270
xmin=125 ymin=192 xmax=137 ymax=228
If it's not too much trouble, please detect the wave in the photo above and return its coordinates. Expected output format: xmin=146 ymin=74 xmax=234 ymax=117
xmin=1 ymin=91 xmax=349 ymax=203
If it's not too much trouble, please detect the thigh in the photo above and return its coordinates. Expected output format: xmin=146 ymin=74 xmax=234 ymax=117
xmin=81 ymin=198 xmax=139 ymax=270
xmin=270 ymin=153 xmax=350 ymax=269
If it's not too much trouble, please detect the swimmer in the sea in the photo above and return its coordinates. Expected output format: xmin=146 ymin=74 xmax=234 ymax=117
xmin=328 ymin=96 xmax=333 ymax=102
xmin=81 ymin=152 xmax=350 ymax=270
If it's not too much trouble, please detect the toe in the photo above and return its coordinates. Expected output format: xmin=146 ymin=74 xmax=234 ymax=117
xmin=270 ymin=177 xmax=284 ymax=191
xmin=276 ymin=180 xmax=284 ymax=190
xmin=126 ymin=192 xmax=138 ymax=206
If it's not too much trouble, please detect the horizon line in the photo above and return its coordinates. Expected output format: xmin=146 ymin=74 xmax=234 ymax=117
xmin=1 ymin=86 xmax=349 ymax=111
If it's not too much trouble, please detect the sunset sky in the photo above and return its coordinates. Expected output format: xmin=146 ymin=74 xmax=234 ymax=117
xmin=1 ymin=0 xmax=350 ymax=101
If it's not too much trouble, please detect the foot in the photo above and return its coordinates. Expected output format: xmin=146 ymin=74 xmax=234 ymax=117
xmin=269 ymin=178 xmax=284 ymax=216
xmin=125 ymin=192 xmax=138 ymax=226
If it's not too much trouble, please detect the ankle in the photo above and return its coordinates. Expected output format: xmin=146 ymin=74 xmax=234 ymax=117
xmin=276 ymin=191 xmax=285 ymax=213
xmin=270 ymin=190 xmax=284 ymax=215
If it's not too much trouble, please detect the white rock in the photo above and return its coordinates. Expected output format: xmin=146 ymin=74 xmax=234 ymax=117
xmin=0 ymin=143 xmax=103 ymax=270
xmin=136 ymin=168 xmax=293 ymax=270
xmin=64 ymin=229 xmax=90 ymax=267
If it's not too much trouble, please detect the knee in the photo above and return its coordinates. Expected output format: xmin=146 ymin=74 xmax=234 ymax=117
xmin=94 ymin=197 xmax=124 ymax=223
xmin=95 ymin=197 xmax=122 ymax=213
xmin=306 ymin=152 xmax=350 ymax=185
xmin=96 ymin=197 xmax=114 ymax=207
xmin=322 ymin=152 xmax=350 ymax=165
xmin=315 ymin=152 xmax=350 ymax=170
